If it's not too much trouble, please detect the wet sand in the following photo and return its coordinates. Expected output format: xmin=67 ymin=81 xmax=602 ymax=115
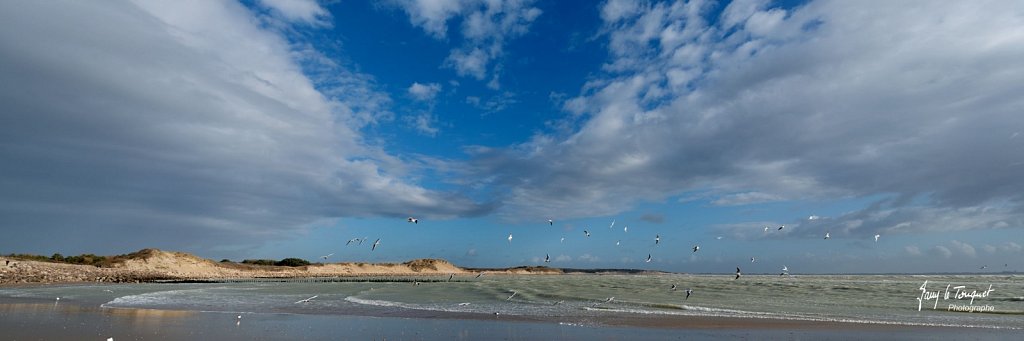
xmin=2 ymin=296 xmax=1019 ymax=340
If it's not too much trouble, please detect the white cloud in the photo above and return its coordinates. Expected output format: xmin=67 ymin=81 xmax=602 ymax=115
xmin=905 ymin=245 xmax=922 ymax=256
xmin=464 ymin=1 xmax=1024 ymax=227
xmin=950 ymin=240 xmax=977 ymax=257
xmin=0 ymin=0 xmax=485 ymax=253
xmin=711 ymin=191 xmax=782 ymax=206
xmin=578 ymin=253 xmax=600 ymax=262
xmin=394 ymin=0 xmax=541 ymax=87
xmin=408 ymin=82 xmax=442 ymax=101
xmin=930 ymin=245 xmax=953 ymax=259
xmin=555 ymin=254 xmax=572 ymax=262
xmin=258 ymin=0 xmax=330 ymax=25
xmin=407 ymin=113 xmax=440 ymax=137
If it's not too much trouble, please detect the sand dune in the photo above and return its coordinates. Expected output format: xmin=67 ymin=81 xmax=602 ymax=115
xmin=1 ymin=249 xmax=559 ymax=284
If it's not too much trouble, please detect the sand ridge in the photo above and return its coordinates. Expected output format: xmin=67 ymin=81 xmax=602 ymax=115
xmin=1 ymin=249 xmax=560 ymax=284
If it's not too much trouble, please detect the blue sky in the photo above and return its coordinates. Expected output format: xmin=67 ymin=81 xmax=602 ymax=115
xmin=1 ymin=0 xmax=1022 ymax=274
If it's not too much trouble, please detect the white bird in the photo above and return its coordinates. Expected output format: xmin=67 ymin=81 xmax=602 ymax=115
xmin=655 ymin=234 xmax=660 ymax=245
xmin=346 ymin=238 xmax=359 ymax=246
xmin=584 ymin=230 xmax=590 ymax=237
xmin=475 ymin=272 xmax=484 ymax=278
xmin=506 ymin=291 xmax=517 ymax=301
xmin=545 ymin=254 xmax=550 ymax=263
xmin=824 ymin=232 xmax=831 ymax=240
xmin=321 ymin=253 xmax=334 ymax=261
xmin=685 ymin=289 xmax=693 ymax=300
xmin=407 ymin=217 xmax=418 ymax=224
xmin=457 ymin=302 xmax=471 ymax=306
xmin=610 ymin=219 xmax=615 ymax=229
xmin=548 ymin=219 xmax=553 ymax=226
xmin=670 ymin=284 xmax=677 ymax=291
xmin=560 ymin=237 xmax=565 ymax=243
xmin=716 ymin=236 xmax=723 ymax=240
xmin=646 ymin=254 xmax=652 ymax=263
xmin=750 ymin=257 xmax=756 ymax=263
xmin=295 ymin=295 xmax=318 ymax=303
xmin=782 ymin=265 xmax=788 ymax=272
xmin=764 ymin=226 xmax=769 ymax=232
xmin=603 ymin=297 xmax=615 ymax=304
xmin=371 ymin=238 xmax=381 ymax=251
xmin=874 ymin=234 xmax=881 ymax=242
xmin=692 ymin=245 xmax=700 ymax=253
xmin=735 ymin=267 xmax=742 ymax=280
xmin=616 ymin=240 xmax=620 ymax=246
xmin=508 ymin=233 xmax=513 ymax=243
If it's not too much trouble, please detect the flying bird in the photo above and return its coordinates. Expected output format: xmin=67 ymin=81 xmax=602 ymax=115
xmin=616 ymin=240 xmax=620 ymax=246
xmin=685 ymin=289 xmax=692 ymax=300
xmin=655 ymin=234 xmax=660 ymax=245
xmin=716 ymin=236 xmax=723 ymax=240
xmin=508 ymin=233 xmax=513 ymax=243
xmin=584 ymin=230 xmax=590 ymax=237
xmin=624 ymin=226 xmax=628 ymax=233
xmin=692 ymin=245 xmax=700 ymax=253
xmin=321 ymin=253 xmax=334 ymax=261
xmin=560 ymin=237 xmax=565 ymax=243
xmin=371 ymin=238 xmax=381 ymax=251
xmin=407 ymin=217 xmax=418 ymax=224
xmin=764 ymin=226 xmax=769 ymax=232
xmin=610 ymin=219 xmax=615 ymax=229
xmin=545 ymin=254 xmax=550 ymax=263
xmin=506 ymin=291 xmax=517 ymax=301
xmin=735 ymin=267 xmax=742 ymax=280
xmin=874 ymin=234 xmax=881 ymax=242
xmin=778 ymin=225 xmax=784 ymax=231
xmin=670 ymin=284 xmax=677 ymax=291
xmin=750 ymin=257 xmax=756 ymax=263
xmin=824 ymin=232 xmax=831 ymax=240
xmin=548 ymin=219 xmax=553 ymax=226
xmin=782 ymin=265 xmax=788 ymax=272
xmin=646 ymin=254 xmax=652 ymax=263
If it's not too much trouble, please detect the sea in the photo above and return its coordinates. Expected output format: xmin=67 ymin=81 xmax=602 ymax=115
xmin=1 ymin=274 xmax=1021 ymax=339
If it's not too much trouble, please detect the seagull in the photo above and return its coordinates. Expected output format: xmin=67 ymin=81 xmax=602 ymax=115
xmin=475 ymin=272 xmax=484 ymax=278
xmin=610 ymin=219 xmax=615 ymax=229
xmin=346 ymin=238 xmax=359 ymax=246
xmin=553 ymin=300 xmax=564 ymax=305
xmin=824 ymin=232 xmax=831 ymax=240
xmin=321 ymin=253 xmax=334 ymax=261
xmin=685 ymin=288 xmax=692 ymax=300
xmin=407 ymin=217 xmax=418 ymax=224
xmin=506 ymin=291 xmax=517 ymax=301
xmin=874 ymin=234 xmax=881 ymax=242
xmin=548 ymin=219 xmax=554 ymax=226
xmin=508 ymin=233 xmax=513 ymax=243
xmin=782 ymin=265 xmax=788 ymax=272
xmin=448 ymin=273 xmax=454 ymax=281
xmin=624 ymin=226 xmax=628 ymax=233
xmin=457 ymin=302 xmax=471 ymax=306
xmin=750 ymin=257 xmax=756 ymax=263
xmin=692 ymin=245 xmax=700 ymax=253
xmin=295 ymin=295 xmax=318 ymax=303
xmin=359 ymin=237 xmax=368 ymax=245
xmin=716 ymin=236 xmax=723 ymax=240
xmin=545 ymin=254 xmax=550 ymax=263
xmin=584 ymin=230 xmax=590 ymax=237
xmin=778 ymin=225 xmax=784 ymax=231
xmin=560 ymin=237 xmax=565 ymax=243
xmin=735 ymin=267 xmax=742 ymax=280
xmin=655 ymin=234 xmax=660 ymax=245
xmin=602 ymin=297 xmax=615 ymax=304
xmin=371 ymin=238 xmax=381 ymax=251
xmin=646 ymin=254 xmax=652 ymax=263
xmin=616 ymin=240 xmax=620 ymax=246
xmin=980 ymin=265 xmax=988 ymax=270
xmin=670 ymin=284 xmax=677 ymax=291
xmin=764 ymin=226 xmax=770 ymax=232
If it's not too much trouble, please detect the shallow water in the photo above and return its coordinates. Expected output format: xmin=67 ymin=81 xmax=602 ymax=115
xmin=2 ymin=274 xmax=1020 ymax=330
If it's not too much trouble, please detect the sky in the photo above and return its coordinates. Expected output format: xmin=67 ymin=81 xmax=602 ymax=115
xmin=1 ymin=0 xmax=1022 ymax=274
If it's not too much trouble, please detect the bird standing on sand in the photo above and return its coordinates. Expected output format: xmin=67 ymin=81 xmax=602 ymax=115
xmin=735 ymin=267 xmax=742 ymax=280
xmin=371 ymin=238 xmax=381 ymax=251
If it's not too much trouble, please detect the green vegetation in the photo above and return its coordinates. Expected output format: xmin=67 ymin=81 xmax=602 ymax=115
xmin=4 ymin=251 xmax=133 ymax=267
xmin=241 ymin=258 xmax=311 ymax=267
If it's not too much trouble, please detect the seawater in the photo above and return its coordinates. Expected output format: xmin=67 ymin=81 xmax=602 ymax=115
xmin=2 ymin=274 xmax=1021 ymax=329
